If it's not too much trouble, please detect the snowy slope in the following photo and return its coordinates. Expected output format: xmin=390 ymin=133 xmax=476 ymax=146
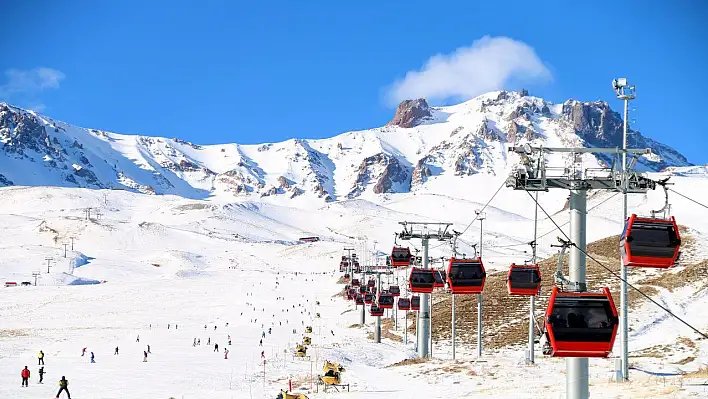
xmin=0 ymin=179 xmax=707 ymax=398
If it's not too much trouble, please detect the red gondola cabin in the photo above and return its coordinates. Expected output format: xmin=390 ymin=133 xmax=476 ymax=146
xmin=355 ymin=295 xmax=364 ymax=305
xmin=397 ymin=297 xmax=411 ymax=310
xmin=364 ymin=293 xmax=374 ymax=304
xmin=389 ymin=285 xmax=401 ymax=297
xmin=507 ymin=264 xmax=542 ymax=296
xmin=446 ymin=257 xmax=486 ymax=294
xmin=544 ymin=287 xmax=618 ymax=358
xmin=370 ymin=303 xmax=384 ymax=317
xmin=620 ymin=214 xmax=681 ymax=268
xmin=410 ymin=295 xmax=421 ymax=311
xmin=351 ymin=278 xmax=360 ymax=287
xmin=409 ymin=268 xmax=435 ymax=293
xmin=390 ymin=247 xmax=413 ymax=267
xmin=378 ymin=292 xmax=394 ymax=309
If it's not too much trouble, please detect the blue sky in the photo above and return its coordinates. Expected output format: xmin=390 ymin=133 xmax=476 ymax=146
xmin=1 ymin=1 xmax=706 ymax=162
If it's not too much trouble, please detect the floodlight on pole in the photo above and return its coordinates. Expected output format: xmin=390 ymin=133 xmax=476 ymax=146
xmin=613 ymin=77 xmax=635 ymax=383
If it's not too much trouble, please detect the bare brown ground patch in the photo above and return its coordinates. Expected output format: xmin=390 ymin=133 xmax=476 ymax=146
xmin=366 ymin=318 xmax=403 ymax=343
xmin=685 ymin=367 xmax=708 ymax=378
xmin=0 ymin=329 xmax=30 ymax=338
xmin=386 ymin=357 xmax=428 ymax=367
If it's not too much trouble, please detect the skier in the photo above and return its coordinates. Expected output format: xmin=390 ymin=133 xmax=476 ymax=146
xmin=143 ymin=351 xmax=148 ymax=362
xmin=228 ymin=335 xmax=231 ymax=345
xmin=38 ymin=350 xmax=45 ymax=365
xmin=90 ymin=352 xmax=95 ymax=363
xmin=81 ymin=347 xmax=86 ymax=357
xmin=262 ymin=331 xmax=266 ymax=338
xmin=147 ymin=344 xmax=151 ymax=353
xmin=214 ymin=343 xmax=219 ymax=352
xmin=193 ymin=338 xmax=197 ymax=347
xmin=207 ymin=337 xmax=211 ymax=345
xmin=268 ymin=327 xmax=272 ymax=334
xmin=261 ymin=351 xmax=265 ymax=359
xmin=168 ymin=324 xmax=171 ymax=329
xmin=331 ymin=330 xmax=335 ymax=336
xmin=197 ymin=338 xmax=201 ymax=346
xmin=114 ymin=346 xmax=119 ymax=355
xmin=204 ymin=324 xmax=207 ymax=329
xmin=136 ymin=335 xmax=140 ymax=342
xmin=21 ymin=366 xmax=30 ymax=387
xmin=176 ymin=324 xmax=178 ymax=329
xmin=56 ymin=376 xmax=70 ymax=398
xmin=214 ymin=325 xmax=217 ymax=331
xmin=259 ymin=339 xmax=262 ymax=346
xmin=224 ymin=348 xmax=229 ymax=359
xmin=38 ymin=366 xmax=45 ymax=384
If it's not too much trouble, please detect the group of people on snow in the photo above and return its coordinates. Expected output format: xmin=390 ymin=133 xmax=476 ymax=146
xmin=19 ymin=351 xmax=71 ymax=398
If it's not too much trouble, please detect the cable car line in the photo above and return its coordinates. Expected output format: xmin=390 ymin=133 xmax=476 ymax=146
xmin=458 ymin=180 xmax=507 ymax=236
xmin=667 ymin=187 xmax=708 ymax=210
xmin=524 ymin=189 xmax=708 ymax=340
xmin=535 ymin=193 xmax=620 ymax=242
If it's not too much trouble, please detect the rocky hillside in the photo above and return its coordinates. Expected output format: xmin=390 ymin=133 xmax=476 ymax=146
xmin=0 ymin=91 xmax=692 ymax=201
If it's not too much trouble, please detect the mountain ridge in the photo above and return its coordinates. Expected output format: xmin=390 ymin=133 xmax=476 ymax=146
xmin=0 ymin=91 xmax=693 ymax=201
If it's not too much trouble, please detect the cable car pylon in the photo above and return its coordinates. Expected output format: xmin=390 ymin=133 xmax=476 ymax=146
xmin=506 ymin=141 xmax=657 ymax=399
xmin=397 ymin=221 xmax=454 ymax=359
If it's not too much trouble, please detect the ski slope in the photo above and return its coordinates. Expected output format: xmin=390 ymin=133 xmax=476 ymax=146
xmin=0 ymin=169 xmax=707 ymax=398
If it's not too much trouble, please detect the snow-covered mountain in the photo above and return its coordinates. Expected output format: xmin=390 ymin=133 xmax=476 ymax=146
xmin=0 ymin=90 xmax=692 ymax=201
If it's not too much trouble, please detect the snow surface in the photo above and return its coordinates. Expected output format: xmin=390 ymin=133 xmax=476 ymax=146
xmin=0 ymin=175 xmax=707 ymax=398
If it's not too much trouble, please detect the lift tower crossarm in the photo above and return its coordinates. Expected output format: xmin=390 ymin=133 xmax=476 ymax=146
xmin=395 ymin=221 xmax=455 ymax=359
xmin=509 ymin=146 xmax=652 ymax=155
xmin=505 ymin=135 xmax=658 ymax=398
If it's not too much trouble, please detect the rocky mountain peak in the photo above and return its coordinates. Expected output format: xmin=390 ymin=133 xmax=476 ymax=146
xmin=386 ymin=98 xmax=432 ymax=128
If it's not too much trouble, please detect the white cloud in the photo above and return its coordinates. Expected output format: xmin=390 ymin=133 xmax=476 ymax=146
xmin=386 ymin=36 xmax=551 ymax=105
xmin=0 ymin=67 xmax=65 ymax=100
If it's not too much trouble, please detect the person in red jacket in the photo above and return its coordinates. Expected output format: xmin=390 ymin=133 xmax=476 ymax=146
xmin=21 ymin=366 xmax=30 ymax=387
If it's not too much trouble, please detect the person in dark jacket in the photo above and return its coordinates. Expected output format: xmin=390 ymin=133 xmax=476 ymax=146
xmin=38 ymin=366 xmax=45 ymax=384
xmin=21 ymin=366 xmax=30 ymax=387
xmin=143 ymin=350 xmax=148 ymax=362
xmin=56 ymin=376 xmax=70 ymax=398
xmin=214 ymin=343 xmax=219 ymax=352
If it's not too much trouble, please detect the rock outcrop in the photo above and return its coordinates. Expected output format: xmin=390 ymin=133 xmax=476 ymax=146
xmin=349 ymin=153 xmax=411 ymax=197
xmin=386 ymin=99 xmax=432 ymax=128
